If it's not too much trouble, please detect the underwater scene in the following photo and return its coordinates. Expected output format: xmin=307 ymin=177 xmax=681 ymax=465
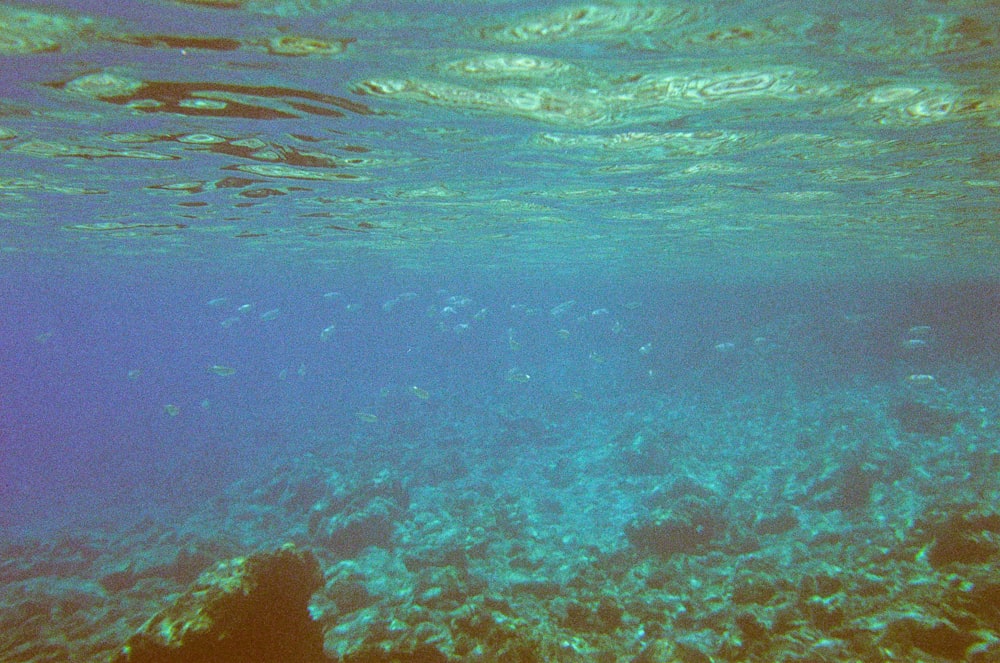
xmin=2 ymin=0 xmax=1000 ymax=661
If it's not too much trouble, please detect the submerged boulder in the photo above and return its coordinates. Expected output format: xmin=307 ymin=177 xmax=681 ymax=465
xmin=115 ymin=544 xmax=326 ymax=663
xmin=616 ymin=428 xmax=689 ymax=477
xmin=626 ymin=496 xmax=727 ymax=558
xmin=307 ymin=473 xmax=410 ymax=558
xmin=890 ymin=401 xmax=960 ymax=437
xmin=922 ymin=505 xmax=1000 ymax=569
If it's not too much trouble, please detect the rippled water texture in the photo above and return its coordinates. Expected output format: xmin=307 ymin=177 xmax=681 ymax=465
xmin=0 ymin=0 xmax=998 ymax=275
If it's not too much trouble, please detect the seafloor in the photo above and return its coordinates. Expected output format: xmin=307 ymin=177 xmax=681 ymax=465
xmin=2 ymin=373 xmax=999 ymax=662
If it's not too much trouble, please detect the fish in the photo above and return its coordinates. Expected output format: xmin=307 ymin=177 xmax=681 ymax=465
xmin=507 ymin=328 xmax=521 ymax=351
xmin=410 ymin=385 xmax=430 ymax=400
xmin=550 ymin=299 xmax=575 ymax=316
xmin=506 ymin=370 xmax=531 ymax=383
xmin=209 ymin=364 xmax=236 ymax=376
xmin=355 ymin=411 xmax=378 ymax=422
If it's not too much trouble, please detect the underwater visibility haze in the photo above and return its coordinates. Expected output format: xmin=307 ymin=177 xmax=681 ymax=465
xmin=2 ymin=1 xmax=1000 ymax=661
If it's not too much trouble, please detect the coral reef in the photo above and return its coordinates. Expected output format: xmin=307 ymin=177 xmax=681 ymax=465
xmin=3 ymin=377 xmax=1000 ymax=662
xmin=114 ymin=544 xmax=325 ymax=663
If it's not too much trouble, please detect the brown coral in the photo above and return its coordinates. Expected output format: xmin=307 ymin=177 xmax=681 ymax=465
xmin=115 ymin=544 xmax=325 ymax=663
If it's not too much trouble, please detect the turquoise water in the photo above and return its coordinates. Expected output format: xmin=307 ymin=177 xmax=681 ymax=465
xmin=1 ymin=2 xmax=999 ymax=661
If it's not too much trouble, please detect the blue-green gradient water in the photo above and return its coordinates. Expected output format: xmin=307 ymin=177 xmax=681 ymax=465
xmin=1 ymin=1 xmax=999 ymax=661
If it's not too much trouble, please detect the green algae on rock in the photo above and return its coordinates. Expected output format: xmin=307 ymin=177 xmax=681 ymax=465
xmin=114 ymin=544 xmax=325 ymax=663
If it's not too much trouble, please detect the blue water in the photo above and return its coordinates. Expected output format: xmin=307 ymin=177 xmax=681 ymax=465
xmin=4 ymin=251 xmax=996 ymax=532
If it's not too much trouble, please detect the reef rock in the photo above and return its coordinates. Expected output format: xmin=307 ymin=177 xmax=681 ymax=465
xmin=308 ymin=474 xmax=410 ymax=558
xmin=890 ymin=401 xmax=960 ymax=437
xmin=626 ymin=496 xmax=727 ymax=558
xmin=114 ymin=544 xmax=326 ymax=663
